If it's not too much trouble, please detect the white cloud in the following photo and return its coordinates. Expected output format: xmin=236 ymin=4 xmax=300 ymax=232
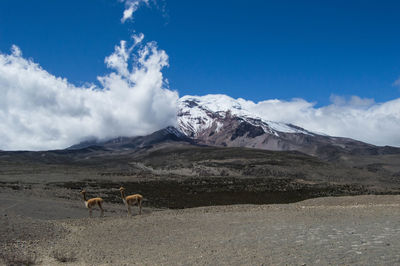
xmin=236 ymin=95 xmax=400 ymax=147
xmin=120 ymin=0 xmax=149 ymax=23
xmin=0 ymin=36 xmax=178 ymax=151
xmin=2 ymin=37 xmax=399 ymax=150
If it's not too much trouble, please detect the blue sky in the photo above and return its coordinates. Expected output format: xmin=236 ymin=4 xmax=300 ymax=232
xmin=1 ymin=0 xmax=399 ymax=106
xmin=1 ymin=0 xmax=400 ymax=150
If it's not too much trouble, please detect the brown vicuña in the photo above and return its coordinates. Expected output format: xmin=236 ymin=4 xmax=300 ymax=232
xmin=119 ymin=186 xmax=143 ymax=216
xmin=80 ymin=190 xmax=104 ymax=217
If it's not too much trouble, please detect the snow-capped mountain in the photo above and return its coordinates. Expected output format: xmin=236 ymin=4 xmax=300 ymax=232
xmin=69 ymin=94 xmax=400 ymax=160
xmin=178 ymin=94 xmax=313 ymax=137
xmin=177 ymin=94 xmax=398 ymax=159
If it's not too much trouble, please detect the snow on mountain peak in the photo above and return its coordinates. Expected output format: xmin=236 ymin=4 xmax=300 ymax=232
xmin=178 ymin=94 xmax=313 ymax=137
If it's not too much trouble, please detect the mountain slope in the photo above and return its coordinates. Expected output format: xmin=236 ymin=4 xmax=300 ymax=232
xmin=68 ymin=126 xmax=193 ymax=151
xmin=177 ymin=95 xmax=400 ymax=159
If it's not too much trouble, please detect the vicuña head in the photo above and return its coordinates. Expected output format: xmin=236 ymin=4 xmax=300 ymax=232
xmin=80 ymin=189 xmax=104 ymax=217
xmin=119 ymin=186 xmax=143 ymax=216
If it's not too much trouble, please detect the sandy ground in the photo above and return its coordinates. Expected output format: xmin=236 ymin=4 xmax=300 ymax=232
xmin=1 ymin=193 xmax=400 ymax=265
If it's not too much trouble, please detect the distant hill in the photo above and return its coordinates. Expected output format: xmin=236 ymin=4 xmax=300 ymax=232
xmin=68 ymin=126 xmax=194 ymax=151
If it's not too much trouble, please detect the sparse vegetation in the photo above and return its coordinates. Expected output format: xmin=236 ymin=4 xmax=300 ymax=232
xmin=0 ymin=250 xmax=38 ymax=266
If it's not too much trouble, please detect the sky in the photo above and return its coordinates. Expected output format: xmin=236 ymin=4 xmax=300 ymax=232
xmin=0 ymin=0 xmax=400 ymax=150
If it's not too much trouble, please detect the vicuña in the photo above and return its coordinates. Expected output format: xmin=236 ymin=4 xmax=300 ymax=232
xmin=80 ymin=190 xmax=104 ymax=217
xmin=119 ymin=186 xmax=143 ymax=216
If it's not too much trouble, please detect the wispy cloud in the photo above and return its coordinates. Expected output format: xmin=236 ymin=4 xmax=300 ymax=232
xmin=393 ymin=77 xmax=400 ymax=88
xmin=120 ymin=0 xmax=149 ymax=23
xmin=329 ymin=94 xmax=375 ymax=107
xmin=0 ymin=37 xmax=178 ymax=151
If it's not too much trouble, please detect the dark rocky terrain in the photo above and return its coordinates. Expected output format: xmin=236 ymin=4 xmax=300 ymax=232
xmin=1 ymin=137 xmax=400 ymax=211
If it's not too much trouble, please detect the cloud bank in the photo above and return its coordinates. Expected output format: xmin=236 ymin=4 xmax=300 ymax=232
xmin=235 ymin=95 xmax=400 ymax=147
xmin=1 ymin=40 xmax=399 ymax=150
xmin=0 ymin=38 xmax=178 ymax=151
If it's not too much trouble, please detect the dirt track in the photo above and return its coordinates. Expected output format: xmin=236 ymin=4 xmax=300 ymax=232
xmin=1 ymin=194 xmax=400 ymax=265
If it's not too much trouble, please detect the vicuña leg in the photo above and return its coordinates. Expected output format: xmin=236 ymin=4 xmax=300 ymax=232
xmin=127 ymin=204 xmax=132 ymax=216
xmin=98 ymin=202 xmax=104 ymax=217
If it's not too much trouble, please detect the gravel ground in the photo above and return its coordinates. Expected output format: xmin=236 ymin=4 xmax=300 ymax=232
xmin=1 ymin=194 xmax=400 ymax=265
